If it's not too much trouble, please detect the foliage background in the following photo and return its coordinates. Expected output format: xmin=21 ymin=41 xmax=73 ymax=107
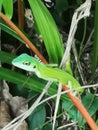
xmin=0 ymin=0 xmax=98 ymax=130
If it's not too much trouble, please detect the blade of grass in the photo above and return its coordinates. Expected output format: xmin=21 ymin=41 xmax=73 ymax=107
xmin=28 ymin=0 xmax=64 ymax=64
xmin=0 ymin=19 xmax=24 ymax=43
xmin=3 ymin=0 xmax=13 ymax=19
xmin=0 ymin=0 xmax=3 ymax=12
xmin=92 ymin=0 xmax=98 ymax=72
xmin=0 ymin=51 xmax=16 ymax=64
xmin=0 ymin=66 xmax=70 ymax=102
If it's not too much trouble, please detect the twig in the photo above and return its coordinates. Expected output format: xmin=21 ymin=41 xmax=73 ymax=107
xmin=57 ymin=121 xmax=77 ymax=130
xmin=60 ymin=0 xmax=91 ymax=68
xmin=72 ymin=41 xmax=87 ymax=85
xmin=52 ymin=83 xmax=62 ymax=130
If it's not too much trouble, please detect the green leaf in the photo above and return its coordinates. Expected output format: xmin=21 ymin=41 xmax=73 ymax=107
xmin=96 ymin=119 xmax=98 ymax=126
xmin=92 ymin=0 xmax=98 ymax=72
xmin=0 ymin=66 xmax=71 ymax=103
xmin=28 ymin=0 xmax=64 ymax=64
xmin=10 ymin=84 xmax=30 ymax=98
xmin=28 ymin=104 xmax=46 ymax=130
xmin=0 ymin=67 xmax=45 ymax=92
xmin=0 ymin=51 xmax=16 ymax=64
xmin=0 ymin=0 xmax=3 ymax=12
xmin=43 ymin=124 xmax=52 ymax=130
xmin=0 ymin=19 xmax=24 ymax=43
xmin=62 ymin=98 xmax=82 ymax=123
xmin=82 ymin=94 xmax=98 ymax=117
xmin=3 ymin=0 xmax=13 ymax=19
xmin=62 ymin=93 xmax=98 ymax=126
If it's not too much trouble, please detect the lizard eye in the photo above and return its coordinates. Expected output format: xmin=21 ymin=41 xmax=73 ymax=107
xmin=23 ymin=61 xmax=31 ymax=66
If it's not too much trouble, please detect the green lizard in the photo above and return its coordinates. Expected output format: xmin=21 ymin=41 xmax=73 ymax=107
xmin=12 ymin=53 xmax=83 ymax=93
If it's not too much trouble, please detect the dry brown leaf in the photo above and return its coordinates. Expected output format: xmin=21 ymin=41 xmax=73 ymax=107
xmin=0 ymin=101 xmax=12 ymax=129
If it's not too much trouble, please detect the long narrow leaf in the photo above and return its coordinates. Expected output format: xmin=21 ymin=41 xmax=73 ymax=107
xmin=92 ymin=0 xmax=98 ymax=72
xmin=28 ymin=0 xmax=64 ymax=64
xmin=0 ymin=19 xmax=24 ymax=43
xmin=3 ymin=0 xmax=13 ymax=19
xmin=0 ymin=0 xmax=3 ymax=12
xmin=0 ymin=67 xmax=70 ymax=102
xmin=0 ymin=51 xmax=16 ymax=64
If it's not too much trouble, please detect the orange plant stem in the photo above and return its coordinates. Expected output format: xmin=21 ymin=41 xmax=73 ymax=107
xmin=0 ymin=13 xmax=47 ymax=64
xmin=0 ymin=13 xmax=97 ymax=130
xmin=62 ymin=85 xmax=98 ymax=130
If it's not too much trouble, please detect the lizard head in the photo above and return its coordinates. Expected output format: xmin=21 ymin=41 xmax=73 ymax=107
xmin=12 ymin=53 xmax=43 ymax=73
